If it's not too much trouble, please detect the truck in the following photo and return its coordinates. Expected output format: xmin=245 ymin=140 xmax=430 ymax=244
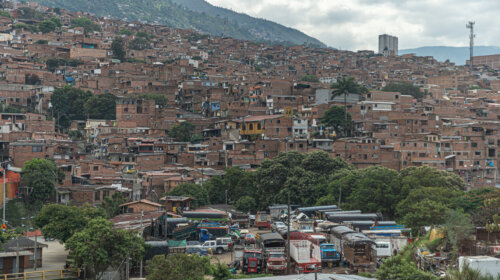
xmin=320 ymin=243 xmax=341 ymax=267
xmin=242 ymin=249 xmax=264 ymax=274
xmin=342 ymin=232 xmax=377 ymax=273
xmin=198 ymin=222 xmax=229 ymax=242
xmin=255 ymin=211 xmax=271 ymax=229
xmin=265 ymin=251 xmax=287 ymax=274
xmin=290 ymin=239 xmax=321 ymax=274
xmin=257 ymin=233 xmax=287 ymax=274
xmin=201 ymin=239 xmax=230 ymax=254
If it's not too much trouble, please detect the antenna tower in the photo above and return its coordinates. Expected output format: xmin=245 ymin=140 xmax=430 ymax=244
xmin=466 ymin=21 xmax=475 ymax=72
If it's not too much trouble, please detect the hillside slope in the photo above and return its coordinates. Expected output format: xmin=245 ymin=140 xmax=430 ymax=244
xmin=32 ymin=0 xmax=326 ymax=47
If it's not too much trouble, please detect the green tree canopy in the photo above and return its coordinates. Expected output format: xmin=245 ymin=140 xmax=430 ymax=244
xmin=66 ymin=217 xmax=145 ymax=279
xmin=129 ymin=37 xmax=150 ymax=50
xmin=146 ymin=254 xmax=211 ymax=280
xmin=137 ymin=93 xmax=167 ymax=107
xmin=169 ymin=183 xmax=209 ymax=208
xmin=119 ymin=29 xmax=133 ymax=36
xmin=169 ymin=121 xmax=196 ymax=142
xmin=382 ymin=82 xmax=424 ymax=99
xmin=235 ymin=196 xmax=256 ymax=213
xmin=300 ymin=75 xmax=319 ymax=83
xmin=49 ymin=17 xmax=62 ymax=27
xmin=204 ymin=166 xmax=255 ymax=205
xmin=34 ymin=204 xmax=106 ymax=243
xmin=38 ymin=20 xmax=56 ymax=33
xmin=70 ymin=17 xmax=101 ymax=33
xmin=84 ymin=93 xmax=117 ymax=120
xmin=401 ymin=199 xmax=450 ymax=234
xmin=51 ymin=86 xmax=116 ymax=131
xmin=111 ymin=37 xmax=126 ymax=61
xmin=22 ymin=159 xmax=65 ymax=202
xmin=321 ymin=106 xmax=352 ymax=136
xmin=100 ymin=192 xmax=127 ymax=218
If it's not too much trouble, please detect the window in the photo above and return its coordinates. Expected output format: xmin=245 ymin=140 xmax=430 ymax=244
xmin=95 ymin=191 xmax=100 ymax=201
xmin=257 ymin=123 xmax=261 ymax=130
xmin=475 ymin=151 xmax=481 ymax=156
xmin=93 ymin=166 xmax=99 ymax=171
xmin=472 ymin=143 xmax=478 ymax=148
xmin=276 ymin=128 xmax=280 ymax=133
xmin=249 ymin=124 xmax=253 ymax=130
xmin=289 ymin=143 xmax=293 ymax=148
xmin=277 ymin=120 xmax=280 ymax=124
xmin=32 ymin=146 xmax=42 ymax=152
xmin=299 ymin=144 xmax=303 ymax=148
xmin=242 ymin=124 xmax=246 ymax=130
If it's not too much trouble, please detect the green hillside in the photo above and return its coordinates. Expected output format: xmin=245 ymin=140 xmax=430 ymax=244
xmin=30 ymin=0 xmax=326 ymax=47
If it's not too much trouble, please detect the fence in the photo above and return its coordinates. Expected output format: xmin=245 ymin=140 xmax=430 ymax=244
xmin=1 ymin=269 xmax=80 ymax=280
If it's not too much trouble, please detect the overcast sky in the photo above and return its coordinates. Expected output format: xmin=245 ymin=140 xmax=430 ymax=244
xmin=205 ymin=0 xmax=498 ymax=51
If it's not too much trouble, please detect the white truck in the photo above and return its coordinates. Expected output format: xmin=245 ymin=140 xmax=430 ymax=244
xmin=290 ymin=239 xmax=321 ymax=274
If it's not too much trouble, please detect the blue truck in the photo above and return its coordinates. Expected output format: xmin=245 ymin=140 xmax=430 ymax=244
xmin=320 ymin=243 xmax=341 ymax=267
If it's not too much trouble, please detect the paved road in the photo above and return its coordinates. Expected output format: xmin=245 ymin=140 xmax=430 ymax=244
xmin=24 ymin=238 xmax=69 ymax=272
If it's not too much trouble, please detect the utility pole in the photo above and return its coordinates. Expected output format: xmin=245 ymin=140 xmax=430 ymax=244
xmin=286 ymin=191 xmax=291 ymax=275
xmin=2 ymin=162 xmax=6 ymax=224
xmin=466 ymin=21 xmax=475 ymax=72
xmin=140 ymin=210 xmax=143 ymax=278
xmin=15 ymin=236 xmax=19 ymax=273
xmin=34 ymin=228 xmax=38 ymax=270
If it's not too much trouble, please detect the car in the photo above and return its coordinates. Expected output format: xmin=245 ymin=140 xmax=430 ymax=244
xmin=271 ymin=221 xmax=287 ymax=233
xmin=245 ymin=233 xmax=256 ymax=244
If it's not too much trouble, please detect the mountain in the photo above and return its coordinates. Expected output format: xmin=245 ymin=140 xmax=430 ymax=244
xmin=31 ymin=0 xmax=326 ymax=47
xmin=400 ymin=46 xmax=500 ymax=65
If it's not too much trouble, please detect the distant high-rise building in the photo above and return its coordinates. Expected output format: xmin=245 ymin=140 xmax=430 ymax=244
xmin=378 ymin=34 xmax=398 ymax=56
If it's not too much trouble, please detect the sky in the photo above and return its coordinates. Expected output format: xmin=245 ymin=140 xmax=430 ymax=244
xmin=205 ymin=0 xmax=499 ymax=51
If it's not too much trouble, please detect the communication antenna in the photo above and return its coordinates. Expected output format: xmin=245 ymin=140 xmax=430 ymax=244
xmin=466 ymin=21 xmax=475 ymax=72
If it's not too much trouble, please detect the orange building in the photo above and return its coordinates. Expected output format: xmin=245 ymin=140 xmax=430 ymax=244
xmin=0 ymin=168 xmax=21 ymax=206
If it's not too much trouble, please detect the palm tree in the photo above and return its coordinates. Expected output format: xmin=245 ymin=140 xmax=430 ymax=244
xmin=330 ymin=77 xmax=367 ymax=138
xmin=330 ymin=77 xmax=367 ymax=207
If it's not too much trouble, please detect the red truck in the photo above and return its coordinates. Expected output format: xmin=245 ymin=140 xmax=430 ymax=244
xmin=241 ymin=249 xmax=264 ymax=274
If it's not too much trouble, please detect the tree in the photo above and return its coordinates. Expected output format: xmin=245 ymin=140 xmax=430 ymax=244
xmin=344 ymin=166 xmax=400 ymax=218
xmin=66 ymin=217 xmax=145 ymax=280
xmin=51 ymin=86 xmax=93 ymax=130
xmin=70 ymin=17 xmax=101 ymax=33
xmin=84 ymin=93 xmax=117 ymax=120
xmin=331 ymin=77 xmax=367 ymax=137
xmin=235 ymin=196 xmax=256 ymax=213
xmin=315 ymin=194 xmax=337 ymax=206
xmin=100 ymin=192 xmax=127 ymax=218
xmin=442 ymin=209 xmax=474 ymax=255
xmin=137 ymin=93 xmax=167 ymax=107
xmin=300 ymin=75 xmax=319 ymax=83
xmin=321 ymin=106 xmax=352 ymax=137
xmin=22 ymin=159 xmax=64 ymax=202
xmin=38 ymin=20 xmax=56 ymax=33
xmin=169 ymin=121 xmax=196 ymax=142
xmin=376 ymin=253 xmax=436 ymax=280
xmin=169 ymin=183 xmax=209 ymax=207
xmin=383 ymin=82 xmax=423 ymax=99
xmin=25 ymin=73 xmax=40 ymax=85
xmin=204 ymin=167 xmax=255 ymax=205
xmin=119 ymin=29 xmax=133 ymax=36
xmin=401 ymin=199 xmax=449 ymax=235
xmin=145 ymin=254 xmax=211 ymax=280
xmin=34 ymin=204 xmax=106 ymax=243
xmin=129 ymin=37 xmax=150 ymax=50
xmin=111 ymin=37 xmax=126 ymax=60
xmin=49 ymin=17 xmax=62 ymax=27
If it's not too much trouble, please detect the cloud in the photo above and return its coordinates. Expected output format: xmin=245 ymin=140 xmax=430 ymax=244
xmin=206 ymin=0 xmax=500 ymax=51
